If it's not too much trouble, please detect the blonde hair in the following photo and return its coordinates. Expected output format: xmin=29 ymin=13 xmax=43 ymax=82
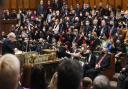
xmin=0 ymin=54 xmax=20 ymax=89
xmin=49 ymin=72 xmax=58 ymax=89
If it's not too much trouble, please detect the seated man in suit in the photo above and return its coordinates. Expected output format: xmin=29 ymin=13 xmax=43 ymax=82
xmin=86 ymin=48 xmax=111 ymax=79
xmin=95 ymin=48 xmax=111 ymax=71
xmin=83 ymin=47 xmax=97 ymax=77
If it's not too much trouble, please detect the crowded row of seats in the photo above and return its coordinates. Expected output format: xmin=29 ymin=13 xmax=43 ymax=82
xmin=0 ymin=0 xmax=128 ymax=89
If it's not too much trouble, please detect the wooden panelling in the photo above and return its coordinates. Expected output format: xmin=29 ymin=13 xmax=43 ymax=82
xmin=102 ymin=0 xmax=108 ymax=6
xmin=84 ymin=0 xmax=88 ymax=4
xmin=11 ymin=0 xmax=17 ymax=9
xmin=29 ymin=0 xmax=37 ymax=10
xmin=115 ymin=0 xmax=121 ymax=8
xmin=79 ymin=0 xmax=83 ymax=8
xmin=2 ymin=0 xmax=128 ymax=10
xmin=90 ymin=0 xmax=95 ymax=8
xmin=3 ymin=0 xmax=10 ymax=9
xmin=72 ymin=0 xmax=76 ymax=8
xmin=67 ymin=0 xmax=72 ymax=8
xmin=18 ymin=0 xmax=23 ymax=9
xmin=123 ymin=0 xmax=128 ymax=9
xmin=108 ymin=0 xmax=114 ymax=7
xmin=96 ymin=0 xmax=101 ymax=7
xmin=23 ymin=0 xmax=29 ymax=9
xmin=1 ymin=20 xmax=18 ymax=34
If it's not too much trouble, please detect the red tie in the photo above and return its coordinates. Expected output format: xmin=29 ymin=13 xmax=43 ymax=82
xmin=109 ymin=26 xmax=114 ymax=39
xmin=77 ymin=36 xmax=81 ymax=43
xmin=98 ymin=54 xmax=106 ymax=66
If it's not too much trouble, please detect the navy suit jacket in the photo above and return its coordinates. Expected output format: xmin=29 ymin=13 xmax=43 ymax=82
xmin=37 ymin=4 xmax=46 ymax=15
xmin=2 ymin=38 xmax=16 ymax=54
xmin=85 ymin=53 xmax=97 ymax=68
xmin=97 ymin=54 xmax=111 ymax=69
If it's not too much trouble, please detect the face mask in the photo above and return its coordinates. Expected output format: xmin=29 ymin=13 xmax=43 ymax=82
xmin=53 ymin=12 xmax=56 ymax=16
xmin=116 ymin=40 xmax=120 ymax=44
xmin=56 ymin=13 xmax=59 ymax=16
xmin=80 ymin=13 xmax=82 ymax=16
xmin=110 ymin=21 xmax=114 ymax=25
xmin=43 ymin=27 xmax=46 ymax=31
xmin=74 ymin=32 xmax=78 ymax=35
xmin=86 ymin=22 xmax=90 ymax=25
xmin=88 ymin=34 xmax=91 ymax=37
xmin=93 ymin=20 xmax=98 ymax=25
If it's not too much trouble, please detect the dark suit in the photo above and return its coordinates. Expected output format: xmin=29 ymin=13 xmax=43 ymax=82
xmin=84 ymin=26 xmax=93 ymax=35
xmin=75 ymin=8 xmax=80 ymax=17
xmin=52 ymin=1 xmax=62 ymax=10
xmin=65 ymin=33 xmax=75 ymax=43
xmin=83 ymin=53 xmax=96 ymax=77
xmin=96 ymin=54 xmax=111 ymax=70
xmin=109 ymin=26 xmax=117 ymax=38
xmin=58 ymin=46 xmax=70 ymax=58
xmin=74 ymin=35 xmax=85 ymax=46
xmin=2 ymin=38 xmax=16 ymax=54
xmin=37 ymin=4 xmax=46 ymax=16
xmin=85 ymin=53 xmax=110 ymax=79
xmin=100 ymin=8 xmax=110 ymax=17
xmin=98 ymin=26 xmax=109 ymax=38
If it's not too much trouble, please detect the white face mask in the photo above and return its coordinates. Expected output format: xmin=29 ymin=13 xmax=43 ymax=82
xmin=88 ymin=34 xmax=91 ymax=37
xmin=93 ymin=19 xmax=98 ymax=25
xmin=86 ymin=22 xmax=90 ymax=25
xmin=74 ymin=32 xmax=78 ymax=35
xmin=52 ymin=12 xmax=56 ymax=16
xmin=116 ymin=40 xmax=120 ymax=44
xmin=110 ymin=21 xmax=114 ymax=25
xmin=80 ymin=13 xmax=82 ymax=16
xmin=43 ymin=27 xmax=46 ymax=31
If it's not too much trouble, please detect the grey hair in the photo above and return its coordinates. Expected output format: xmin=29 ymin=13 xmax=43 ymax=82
xmin=93 ymin=75 xmax=110 ymax=89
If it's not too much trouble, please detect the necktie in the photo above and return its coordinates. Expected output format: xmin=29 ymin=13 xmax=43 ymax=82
xmin=76 ymin=36 xmax=81 ymax=43
xmin=109 ymin=26 xmax=114 ymax=38
xmin=98 ymin=54 xmax=106 ymax=66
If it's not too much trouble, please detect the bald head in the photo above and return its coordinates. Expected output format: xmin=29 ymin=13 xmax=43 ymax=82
xmin=0 ymin=54 xmax=20 ymax=89
xmin=93 ymin=75 xmax=110 ymax=89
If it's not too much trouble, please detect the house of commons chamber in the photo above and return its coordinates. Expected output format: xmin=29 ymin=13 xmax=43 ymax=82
xmin=0 ymin=0 xmax=128 ymax=89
